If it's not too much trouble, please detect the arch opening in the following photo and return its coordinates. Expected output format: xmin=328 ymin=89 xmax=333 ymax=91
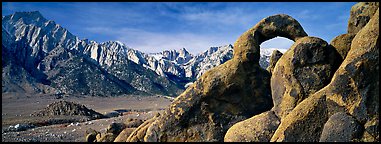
xmin=260 ymin=36 xmax=294 ymax=52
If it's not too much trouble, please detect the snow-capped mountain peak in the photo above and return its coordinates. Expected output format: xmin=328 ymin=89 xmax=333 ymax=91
xmin=2 ymin=11 xmax=184 ymax=96
xmin=4 ymin=11 xmax=47 ymax=28
xmin=115 ymin=40 xmax=127 ymax=47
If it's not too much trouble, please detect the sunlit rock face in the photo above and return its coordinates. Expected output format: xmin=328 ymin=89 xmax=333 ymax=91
xmin=125 ymin=14 xmax=307 ymax=142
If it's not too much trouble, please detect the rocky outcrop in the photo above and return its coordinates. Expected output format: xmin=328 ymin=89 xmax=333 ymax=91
xmin=85 ymin=128 xmax=100 ymax=142
xmin=87 ymin=122 xmax=128 ymax=142
xmin=32 ymin=101 xmax=105 ymax=120
xmin=233 ymin=14 xmax=307 ymax=65
xmin=224 ymin=111 xmax=280 ymax=142
xmin=106 ymin=122 xmax=126 ymax=135
xmin=330 ymin=33 xmax=356 ymax=59
xmin=270 ymin=7 xmax=379 ymax=142
xmin=137 ymin=4 xmax=377 ymax=143
xmin=325 ymin=8 xmax=379 ymax=139
xmin=113 ymin=128 xmax=136 ymax=142
xmin=118 ymin=4 xmax=379 ymax=142
xmin=270 ymin=92 xmax=328 ymax=142
xmin=122 ymin=14 xmax=307 ymax=142
xmin=86 ymin=118 xmax=146 ymax=142
xmin=37 ymin=46 xmax=72 ymax=73
xmin=96 ymin=133 xmax=117 ymax=142
xmin=348 ymin=2 xmax=379 ymax=34
xmin=319 ymin=112 xmax=363 ymax=142
xmin=331 ymin=2 xmax=378 ymax=61
xmin=362 ymin=117 xmax=379 ymax=141
xmin=266 ymin=50 xmax=283 ymax=74
xmin=124 ymin=118 xmax=144 ymax=128
xmin=270 ymin=36 xmax=342 ymax=119
xmin=126 ymin=115 xmax=159 ymax=142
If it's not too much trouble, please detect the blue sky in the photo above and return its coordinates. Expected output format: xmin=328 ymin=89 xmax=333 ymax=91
xmin=2 ymin=2 xmax=356 ymax=54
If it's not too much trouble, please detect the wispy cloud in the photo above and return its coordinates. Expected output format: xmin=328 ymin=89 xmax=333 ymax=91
xmin=2 ymin=2 xmax=357 ymax=54
xmin=295 ymin=10 xmax=322 ymax=21
xmin=324 ymin=11 xmax=350 ymax=34
xmin=182 ymin=8 xmax=242 ymax=24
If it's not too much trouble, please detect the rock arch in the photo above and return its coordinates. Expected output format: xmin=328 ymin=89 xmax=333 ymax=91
xmin=124 ymin=14 xmax=309 ymax=142
xmin=233 ymin=14 xmax=307 ymax=64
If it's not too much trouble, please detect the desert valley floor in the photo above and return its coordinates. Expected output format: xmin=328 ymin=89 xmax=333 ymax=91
xmin=2 ymin=93 xmax=173 ymax=142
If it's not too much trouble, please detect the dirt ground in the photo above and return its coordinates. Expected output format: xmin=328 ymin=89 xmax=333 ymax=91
xmin=2 ymin=92 xmax=173 ymax=142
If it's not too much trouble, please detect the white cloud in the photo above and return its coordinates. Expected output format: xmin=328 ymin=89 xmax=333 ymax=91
xmin=75 ymin=2 xmax=355 ymax=55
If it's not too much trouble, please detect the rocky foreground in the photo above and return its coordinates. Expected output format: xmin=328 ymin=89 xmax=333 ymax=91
xmin=1 ymin=94 xmax=172 ymax=142
xmin=89 ymin=2 xmax=377 ymax=142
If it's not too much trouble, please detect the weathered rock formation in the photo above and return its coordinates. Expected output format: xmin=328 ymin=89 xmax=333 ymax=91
xmin=270 ymin=36 xmax=342 ymax=120
xmin=331 ymin=2 xmax=378 ymax=60
xmin=319 ymin=112 xmax=363 ymax=142
xmin=106 ymin=122 xmax=127 ymax=135
xmin=224 ymin=111 xmax=280 ymax=142
xmin=348 ymin=2 xmax=379 ymax=34
xmin=124 ymin=118 xmax=144 ymax=128
xmin=32 ymin=101 xmax=105 ymax=120
xmin=325 ymin=8 xmax=379 ymax=142
xmin=113 ymin=128 xmax=136 ymax=142
xmin=266 ymin=50 xmax=283 ymax=74
xmin=96 ymin=133 xmax=117 ymax=142
xmin=86 ymin=118 xmax=146 ymax=142
xmin=121 ymin=14 xmax=307 ymax=142
xmin=109 ymin=2 xmax=379 ymax=142
xmin=330 ymin=33 xmax=356 ymax=59
xmin=85 ymin=128 xmax=100 ymax=142
xmin=126 ymin=115 xmax=159 ymax=142
xmin=270 ymin=91 xmax=328 ymax=142
xmin=270 ymin=6 xmax=379 ymax=142
xmin=362 ymin=117 xmax=379 ymax=142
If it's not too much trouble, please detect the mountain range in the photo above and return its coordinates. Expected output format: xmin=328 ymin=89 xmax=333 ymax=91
xmin=2 ymin=11 xmax=286 ymax=97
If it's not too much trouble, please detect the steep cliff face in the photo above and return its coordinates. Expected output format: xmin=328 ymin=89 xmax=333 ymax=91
xmin=2 ymin=21 xmax=54 ymax=94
